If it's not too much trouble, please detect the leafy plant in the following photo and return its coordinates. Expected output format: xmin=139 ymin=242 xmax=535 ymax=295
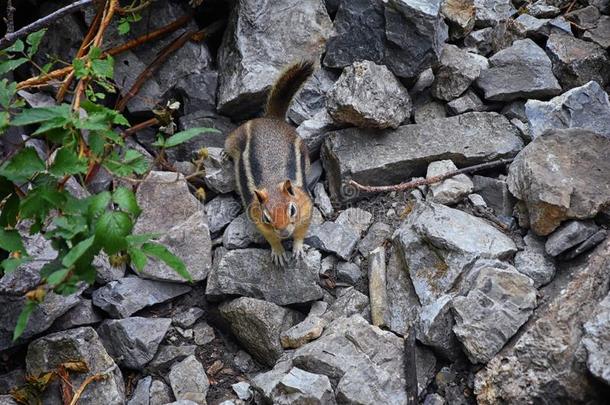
xmin=0 ymin=28 xmax=213 ymax=340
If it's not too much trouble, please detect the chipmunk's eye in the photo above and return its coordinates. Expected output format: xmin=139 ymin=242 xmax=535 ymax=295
xmin=288 ymin=202 xmax=297 ymax=218
xmin=262 ymin=210 xmax=272 ymax=224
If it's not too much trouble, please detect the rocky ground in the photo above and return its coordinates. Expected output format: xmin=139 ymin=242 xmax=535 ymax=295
xmin=2 ymin=0 xmax=610 ymax=404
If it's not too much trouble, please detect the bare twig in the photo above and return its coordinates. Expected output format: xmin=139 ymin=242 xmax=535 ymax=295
xmin=348 ymin=158 xmax=515 ymax=193
xmin=68 ymin=374 xmax=107 ymax=405
xmin=117 ymin=0 xmax=153 ymax=15
xmin=121 ymin=117 xmax=159 ymax=138
xmin=4 ymin=0 xmax=15 ymax=34
xmin=0 ymin=0 xmax=95 ymax=50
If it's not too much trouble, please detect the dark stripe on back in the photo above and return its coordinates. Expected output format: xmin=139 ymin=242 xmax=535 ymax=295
xmin=238 ymin=157 xmax=252 ymax=206
xmin=248 ymin=133 xmax=264 ymax=186
xmin=299 ymin=142 xmax=307 ymax=187
xmin=286 ymin=142 xmax=296 ymax=180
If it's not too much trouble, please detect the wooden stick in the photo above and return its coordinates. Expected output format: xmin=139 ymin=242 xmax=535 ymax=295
xmin=348 ymin=158 xmax=514 ymax=193
xmin=121 ymin=117 xmax=159 ymax=138
xmin=0 ymin=0 xmax=95 ymax=49
xmin=4 ymin=0 xmax=15 ymax=34
xmin=68 ymin=374 xmax=106 ymax=405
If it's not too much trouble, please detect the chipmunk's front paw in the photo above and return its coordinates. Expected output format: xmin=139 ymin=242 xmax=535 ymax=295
xmin=292 ymin=244 xmax=306 ymax=261
xmin=271 ymin=249 xmax=289 ymax=267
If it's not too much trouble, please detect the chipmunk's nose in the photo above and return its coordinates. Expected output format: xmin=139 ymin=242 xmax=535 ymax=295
xmin=277 ymin=225 xmax=294 ymax=239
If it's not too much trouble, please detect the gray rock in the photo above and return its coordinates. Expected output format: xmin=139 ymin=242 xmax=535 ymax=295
xmin=413 ymin=100 xmax=448 ymax=123
xmin=217 ymin=0 xmax=333 ymax=117
xmin=545 ymin=220 xmax=600 ymax=257
xmin=417 ymin=295 xmax=461 ymax=360
xmin=386 ymin=250 xmax=420 ymax=336
xmin=0 ymin=396 xmax=17 ymax=405
xmin=393 ymin=202 xmax=517 ymax=305
xmin=358 ymin=222 xmax=393 ymax=257
xmin=565 ymin=5 xmax=601 ymax=30
xmin=336 ymin=262 xmax=363 ymax=285
xmin=169 ymin=355 xmax=209 ymax=404
xmin=206 ymin=247 xmax=324 ymax=305
xmin=280 ymin=313 xmax=327 ymax=349
xmin=193 ymin=321 xmax=215 ymax=346
xmin=0 ymin=369 xmax=24 ymax=395
xmin=426 ymin=160 xmax=474 ymax=205
xmin=92 ymin=276 xmax=191 ymax=318
xmin=134 ymin=171 xmax=211 ymax=282
xmin=305 ymin=221 xmax=360 ymax=260
xmin=271 ymin=367 xmax=336 ymax=404
xmin=52 ymin=298 xmax=103 ymax=331
xmin=26 ymin=327 xmax=125 ymax=404
xmin=583 ymin=15 xmax=610 ymax=49
xmin=514 ymin=232 xmax=556 ymax=287
xmin=467 ymin=193 xmax=487 ymax=209
xmin=322 ymin=112 xmax=523 ymax=202
xmin=222 ymin=213 xmax=267 ymax=249
xmin=368 ymin=247 xmax=389 ymax=328
xmin=473 ymin=0 xmax=516 ymax=27
xmin=476 ymin=39 xmax=561 ymax=101
xmin=203 ymin=147 xmax=236 ymax=195
xmin=322 ymin=287 xmax=371 ymax=323
xmin=441 ymin=0 xmax=476 ymax=40
xmin=335 ymin=207 xmax=374 ymax=236
xmin=219 ymin=297 xmax=303 ymax=366
xmin=501 ymin=100 xmax=527 ymax=121
xmin=173 ymin=307 xmax=205 ymax=329
xmin=464 ymin=27 xmax=494 ymax=55
xmin=546 ymin=33 xmax=609 ymax=90
xmin=98 ymin=317 xmax=171 ymax=370
xmin=423 ymin=393 xmax=446 ymax=405
xmin=289 ymin=68 xmax=338 ymax=125
xmin=150 ymin=379 xmax=173 ymax=405
xmin=127 ymin=376 xmax=152 ymax=405
xmin=165 ymin=401 xmax=199 ymax=405
xmin=525 ymin=81 xmax=610 ymax=139
xmin=506 ymin=128 xmax=610 ymax=235
xmin=583 ymin=292 xmax=610 ymax=385
xmin=432 ymin=44 xmax=489 ymax=101
xmin=475 ymin=239 xmax=610 ymax=404
xmin=472 ymin=175 xmax=515 ymax=216
xmin=528 ymin=0 xmax=560 ymax=18
xmin=446 ymin=90 xmax=486 ymax=115
xmin=296 ymin=110 xmax=338 ymax=156
xmin=313 ymin=183 xmax=334 ymax=218
xmin=148 ymin=344 xmax=197 ymax=372
xmin=563 ymin=230 xmax=608 ymax=260
xmin=206 ymin=195 xmax=241 ymax=235
xmin=94 ymin=252 xmax=126 ymax=284
xmin=327 ymin=60 xmax=412 ymax=129
xmin=176 ymin=112 xmax=235 ymax=151
xmin=452 ymin=262 xmax=536 ymax=363
xmin=232 ymin=381 xmax=252 ymax=401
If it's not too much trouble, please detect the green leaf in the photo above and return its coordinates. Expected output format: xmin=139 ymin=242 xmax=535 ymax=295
xmin=162 ymin=128 xmax=220 ymax=148
xmin=46 ymin=268 xmax=70 ymax=286
xmin=26 ymin=29 xmax=47 ymax=57
xmin=62 ymin=236 xmax=95 ymax=267
xmin=49 ymin=147 xmax=88 ymax=177
xmin=0 ymin=147 xmax=45 ymax=182
xmin=1 ymin=256 xmax=29 ymax=273
xmin=0 ymin=57 xmax=28 ymax=75
xmin=72 ymin=58 xmax=88 ymax=78
xmin=0 ymin=193 xmax=20 ymax=227
xmin=141 ymin=242 xmax=191 ymax=281
xmin=4 ymin=39 xmax=24 ymax=53
xmin=112 ymin=187 xmax=140 ymax=216
xmin=128 ymin=247 xmax=147 ymax=272
xmin=0 ymin=111 xmax=9 ymax=134
xmin=49 ymin=215 xmax=88 ymax=240
xmin=0 ymin=78 xmax=17 ymax=109
xmin=103 ymin=149 xmax=148 ymax=177
xmin=11 ymin=104 xmax=71 ymax=126
xmin=0 ymin=228 xmax=25 ymax=252
xmin=88 ymin=46 xmax=102 ymax=60
xmin=118 ymin=20 xmax=131 ymax=35
xmin=126 ymin=232 xmax=159 ymax=246
xmin=86 ymin=191 xmax=111 ymax=220
xmin=91 ymin=56 xmax=114 ymax=79
xmin=13 ymin=300 xmax=37 ymax=341
xmin=20 ymin=185 xmax=67 ymax=220
xmin=95 ymin=211 xmax=133 ymax=255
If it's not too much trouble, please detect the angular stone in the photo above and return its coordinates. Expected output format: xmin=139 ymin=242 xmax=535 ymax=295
xmin=472 ymin=175 xmax=515 ymax=217
xmin=446 ymin=90 xmax=486 ymax=115
xmin=205 ymin=195 xmax=241 ymax=235
xmin=565 ymin=5 xmax=601 ymax=30
xmin=335 ymin=262 xmax=363 ymax=285
xmin=475 ymin=239 xmax=610 ymax=404
xmin=322 ymin=287 xmax=371 ymax=324
xmin=219 ymin=297 xmax=303 ymax=366
xmin=467 ymin=193 xmax=487 ymax=209
xmin=206 ymin=248 xmax=324 ymax=305
xmin=525 ymin=81 xmax=610 ymax=139
xmin=231 ymin=381 xmax=252 ymax=401
xmin=386 ymin=250 xmax=420 ymax=336
xmin=476 ymin=39 xmax=561 ymax=101
xmin=98 ymin=317 xmax=171 ymax=370
xmin=169 ymin=355 xmax=209 ymax=404
xmin=173 ymin=307 xmax=205 ymax=329
xmin=289 ymin=68 xmax=338 ymax=125
xmin=150 ymin=379 xmax=173 ymax=405
xmin=92 ymin=276 xmax=191 ymax=318
xmin=222 ymin=213 xmax=267 ymax=249
xmin=358 ymin=222 xmax=393 ymax=257
xmin=432 ymin=44 xmax=489 ymax=101
xmin=528 ymin=0 xmax=560 ymax=17
xmin=393 ymin=202 xmax=517 ymax=305
xmin=417 ymin=295 xmax=461 ymax=360
xmin=546 ymin=33 xmax=609 ymax=90
xmin=327 ymin=60 xmax=411 ymax=129
xmin=305 ymin=221 xmax=360 ymax=260
xmin=368 ymin=247 xmax=389 ymax=328
xmin=563 ymin=230 xmax=608 ymax=260
xmin=127 ymin=376 xmax=152 ymax=405
xmin=464 ymin=27 xmax=494 ymax=55
xmin=202 ymin=147 xmax=236 ymax=195
xmin=413 ymin=100 xmax=448 ymax=123
xmin=441 ymin=0 xmax=476 ymax=40
xmin=52 ymin=299 xmax=103 ymax=331
xmin=271 ymin=368 xmax=336 ymax=404
xmin=335 ymin=207 xmax=373 ymax=235
xmin=296 ymin=110 xmax=338 ymax=155
xmin=451 ymin=261 xmax=536 ymax=363
xmin=193 ymin=321 xmax=215 ymax=346
xmin=583 ymin=292 xmax=610 ymax=385
xmin=545 ymin=220 xmax=600 ymax=257
xmin=280 ymin=314 xmax=327 ymax=349
xmin=583 ymin=15 xmax=610 ymax=49
xmin=148 ymin=345 xmax=197 ymax=372
xmin=313 ymin=183 xmax=334 ymax=218
xmin=26 ymin=327 xmax=125 ymax=405
xmin=176 ymin=112 xmax=235 ymax=151
xmin=426 ymin=160 xmax=474 ymax=205
xmin=217 ymin=0 xmax=333 ymax=117
xmin=473 ymin=0 xmax=516 ymax=28
xmin=506 ymin=129 xmax=610 ymax=235
xmin=514 ymin=232 xmax=556 ymax=287
xmin=322 ymin=112 xmax=523 ymax=202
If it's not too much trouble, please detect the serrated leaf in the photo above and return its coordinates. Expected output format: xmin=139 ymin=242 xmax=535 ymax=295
xmin=0 ymin=193 xmax=19 ymax=227
xmin=86 ymin=191 xmax=111 ymax=220
xmin=0 ymin=57 xmax=28 ymax=75
xmin=31 ymin=115 xmax=71 ymax=135
xmin=141 ymin=242 xmax=191 ymax=281
xmin=50 ymin=215 xmax=88 ymax=240
xmin=126 ymin=232 xmax=159 ymax=246
xmin=11 ymin=104 xmax=71 ymax=126
xmin=112 ymin=186 xmax=140 ymax=216
xmin=49 ymin=147 xmax=88 ymax=177
xmin=0 ymin=78 xmax=17 ymax=109
xmin=46 ymin=268 xmax=70 ymax=286
xmin=103 ymin=149 xmax=148 ymax=177
xmin=73 ymin=57 xmax=88 ymax=78
xmin=62 ymin=236 xmax=95 ymax=267
xmin=0 ymin=228 xmax=25 ymax=252
xmin=19 ymin=185 xmax=67 ymax=220
xmin=26 ymin=29 xmax=46 ymax=57
xmin=4 ymin=39 xmax=24 ymax=53
xmin=162 ymin=127 xmax=220 ymax=148
xmin=91 ymin=55 xmax=114 ymax=79
xmin=128 ymin=247 xmax=147 ymax=272
xmin=13 ymin=300 xmax=37 ymax=341
xmin=118 ymin=20 xmax=131 ymax=35
xmin=0 ymin=147 xmax=45 ymax=182
xmin=95 ymin=211 xmax=133 ymax=255
xmin=88 ymin=46 xmax=102 ymax=60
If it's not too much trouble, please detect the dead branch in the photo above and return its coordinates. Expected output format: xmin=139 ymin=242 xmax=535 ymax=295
xmin=68 ymin=374 xmax=106 ymax=405
xmin=116 ymin=0 xmax=153 ymax=15
xmin=121 ymin=117 xmax=159 ymax=138
xmin=348 ymin=158 xmax=515 ymax=193
xmin=0 ymin=0 xmax=95 ymax=50
xmin=4 ymin=0 xmax=15 ymax=34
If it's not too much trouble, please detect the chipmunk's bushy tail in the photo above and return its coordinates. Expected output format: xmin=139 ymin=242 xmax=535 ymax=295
xmin=265 ymin=59 xmax=315 ymax=120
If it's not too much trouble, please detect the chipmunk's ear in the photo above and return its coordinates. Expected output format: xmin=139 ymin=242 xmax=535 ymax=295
xmin=282 ymin=180 xmax=295 ymax=196
xmin=253 ymin=188 xmax=269 ymax=204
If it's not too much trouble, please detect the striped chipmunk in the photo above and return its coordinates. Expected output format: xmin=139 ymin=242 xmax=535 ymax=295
xmin=223 ymin=60 xmax=315 ymax=266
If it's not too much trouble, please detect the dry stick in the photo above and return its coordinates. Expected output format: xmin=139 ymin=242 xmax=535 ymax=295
xmin=348 ymin=158 xmax=515 ymax=193
xmin=4 ymin=0 xmax=15 ymax=34
xmin=0 ymin=0 xmax=94 ymax=49
xmin=121 ymin=117 xmax=159 ymax=138
xmin=68 ymin=374 xmax=106 ymax=405
xmin=16 ymin=14 xmax=193 ymax=90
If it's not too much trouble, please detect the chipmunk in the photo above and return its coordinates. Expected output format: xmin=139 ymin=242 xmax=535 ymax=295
xmin=223 ymin=60 xmax=315 ymax=266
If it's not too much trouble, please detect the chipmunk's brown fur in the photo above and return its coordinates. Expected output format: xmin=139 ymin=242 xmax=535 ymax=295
xmin=224 ymin=60 xmax=315 ymax=265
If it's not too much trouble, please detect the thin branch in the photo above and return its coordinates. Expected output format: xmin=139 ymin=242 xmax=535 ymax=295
xmin=121 ymin=117 xmax=159 ymax=138
xmin=0 ymin=0 xmax=95 ymax=50
xmin=117 ymin=0 xmax=153 ymax=15
xmin=349 ymin=158 xmax=515 ymax=193
xmin=4 ymin=0 xmax=15 ymax=34
xmin=68 ymin=374 xmax=107 ymax=405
